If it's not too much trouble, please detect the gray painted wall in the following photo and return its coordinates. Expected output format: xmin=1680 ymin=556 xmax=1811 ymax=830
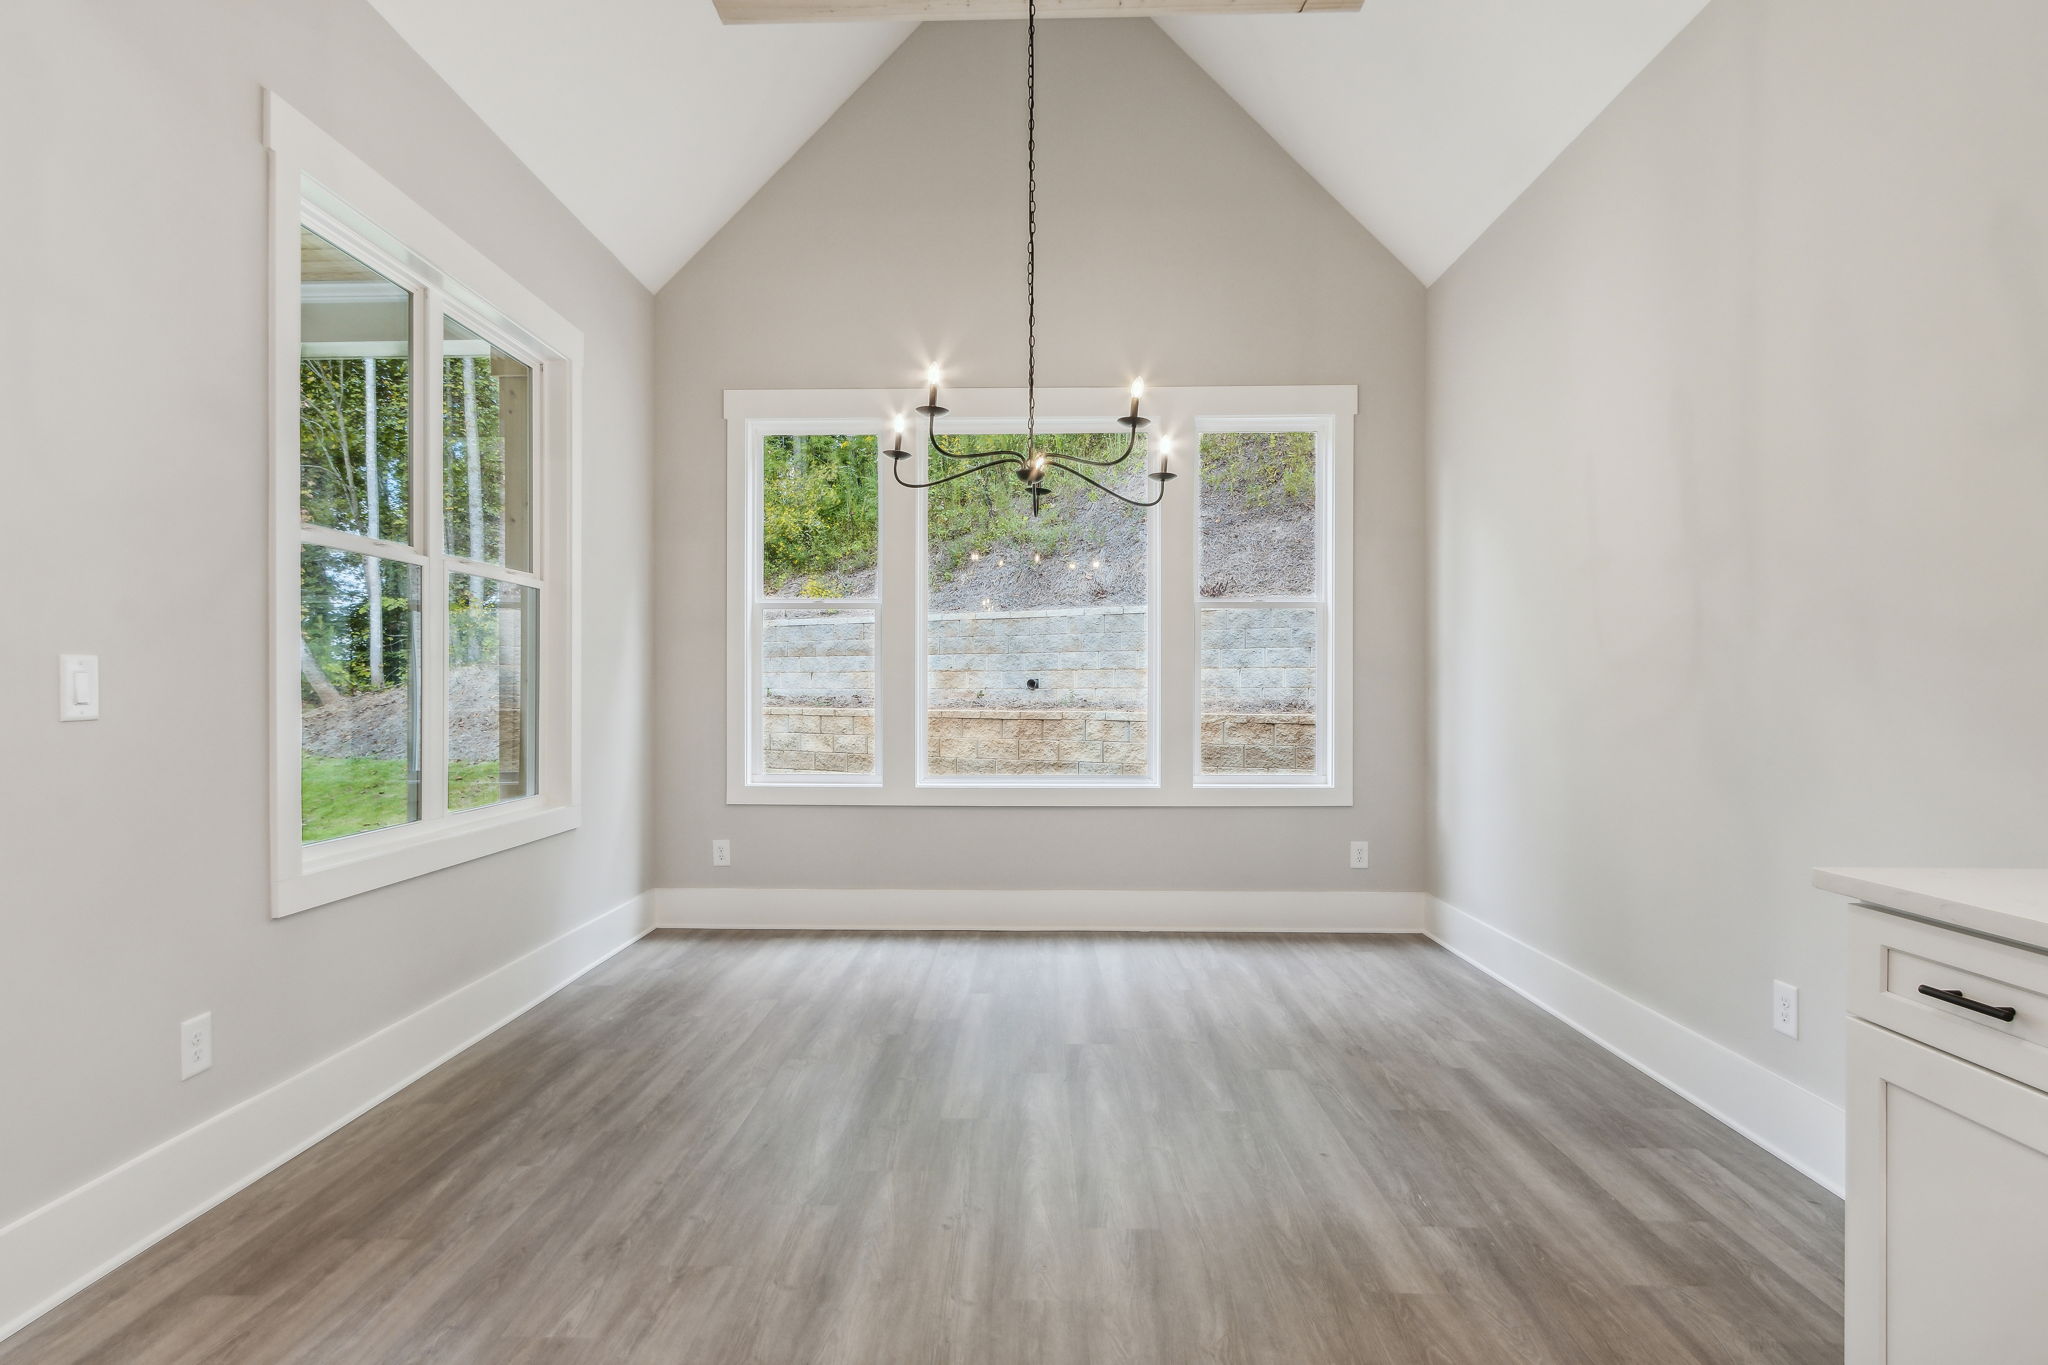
xmin=0 ymin=2 xmax=652 ymax=1227
xmin=1429 ymin=0 xmax=2048 ymax=1104
xmin=653 ymin=19 xmax=1426 ymax=891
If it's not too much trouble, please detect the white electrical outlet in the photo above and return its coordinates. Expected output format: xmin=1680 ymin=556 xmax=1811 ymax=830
xmin=711 ymin=838 xmax=731 ymax=867
xmin=180 ymin=1013 xmax=213 ymax=1079
xmin=1349 ymin=841 xmax=1370 ymax=870
xmin=1772 ymin=981 xmax=1798 ymax=1038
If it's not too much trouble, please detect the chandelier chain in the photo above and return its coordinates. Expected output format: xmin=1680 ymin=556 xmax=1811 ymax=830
xmin=1025 ymin=0 xmax=1037 ymax=458
xmin=888 ymin=1 xmax=1168 ymax=513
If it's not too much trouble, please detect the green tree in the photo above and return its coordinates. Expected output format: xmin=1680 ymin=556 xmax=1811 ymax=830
xmin=761 ymin=434 xmax=879 ymax=594
xmin=442 ymin=349 xmax=509 ymax=561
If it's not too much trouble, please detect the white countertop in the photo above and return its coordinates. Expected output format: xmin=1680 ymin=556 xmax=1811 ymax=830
xmin=1814 ymin=867 xmax=2048 ymax=953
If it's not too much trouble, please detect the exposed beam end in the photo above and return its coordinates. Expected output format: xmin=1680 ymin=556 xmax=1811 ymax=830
xmin=715 ymin=0 xmax=1362 ymax=24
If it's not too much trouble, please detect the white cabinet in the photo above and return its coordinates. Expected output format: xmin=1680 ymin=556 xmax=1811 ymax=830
xmin=1845 ymin=1018 xmax=2048 ymax=1363
xmin=1821 ymin=870 xmax=2048 ymax=1365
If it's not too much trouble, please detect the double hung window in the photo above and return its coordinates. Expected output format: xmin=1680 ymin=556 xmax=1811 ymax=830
xmin=728 ymin=386 xmax=1353 ymax=806
xmin=270 ymin=97 xmax=579 ymax=914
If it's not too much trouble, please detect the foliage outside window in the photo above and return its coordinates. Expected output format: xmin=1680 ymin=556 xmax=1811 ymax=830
xmin=762 ymin=434 xmax=878 ymax=598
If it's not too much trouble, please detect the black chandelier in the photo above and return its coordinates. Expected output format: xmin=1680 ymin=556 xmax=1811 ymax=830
xmin=883 ymin=0 xmax=1174 ymax=519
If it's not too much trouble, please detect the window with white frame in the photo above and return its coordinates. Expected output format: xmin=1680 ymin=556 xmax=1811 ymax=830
xmin=1196 ymin=425 xmax=1327 ymax=782
xmin=269 ymin=96 xmax=579 ymax=915
xmin=727 ymin=386 xmax=1353 ymax=806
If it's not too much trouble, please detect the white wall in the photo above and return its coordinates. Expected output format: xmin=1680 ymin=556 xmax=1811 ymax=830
xmin=1430 ymin=0 xmax=2048 ymax=1107
xmin=653 ymin=19 xmax=1427 ymax=893
xmin=0 ymin=1 xmax=651 ymax=1231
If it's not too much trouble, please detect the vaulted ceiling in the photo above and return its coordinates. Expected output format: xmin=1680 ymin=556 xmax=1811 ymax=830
xmin=1154 ymin=0 xmax=1710 ymax=282
xmin=368 ymin=0 xmax=1708 ymax=291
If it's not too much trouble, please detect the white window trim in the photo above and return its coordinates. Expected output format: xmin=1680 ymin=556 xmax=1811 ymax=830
xmin=267 ymin=94 xmax=582 ymax=917
xmin=725 ymin=384 xmax=1354 ymax=806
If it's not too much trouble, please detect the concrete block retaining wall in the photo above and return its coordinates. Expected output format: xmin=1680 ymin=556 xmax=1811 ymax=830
xmin=760 ymin=605 xmax=1315 ymax=776
xmin=925 ymin=606 xmax=1148 ymax=711
xmin=762 ymin=708 xmax=1315 ymax=777
xmin=764 ymin=604 xmax=1315 ymax=712
xmin=760 ymin=706 xmax=877 ymax=775
xmin=1196 ymin=606 xmax=1319 ymax=713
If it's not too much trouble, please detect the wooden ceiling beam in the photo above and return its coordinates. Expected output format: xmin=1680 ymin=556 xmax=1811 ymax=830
xmin=715 ymin=0 xmax=1359 ymax=25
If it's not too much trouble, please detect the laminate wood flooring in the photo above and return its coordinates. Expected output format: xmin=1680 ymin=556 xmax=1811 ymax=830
xmin=0 ymin=931 xmax=1844 ymax=1364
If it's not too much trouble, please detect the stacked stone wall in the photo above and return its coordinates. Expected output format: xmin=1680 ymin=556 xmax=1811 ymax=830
xmin=762 ymin=708 xmax=1315 ymax=777
xmin=760 ymin=604 xmax=1316 ymax=776
xmin=764 ymin=604 xmax=1315 ymax=711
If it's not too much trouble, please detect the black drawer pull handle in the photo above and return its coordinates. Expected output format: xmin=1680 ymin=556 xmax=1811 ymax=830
xmin=1918 ymin=985 xmax=2018 ymax=1022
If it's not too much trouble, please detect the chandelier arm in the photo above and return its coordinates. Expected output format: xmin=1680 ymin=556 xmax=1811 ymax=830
xmin=890 ymin=457 xmax=1023 ymax=491
xmin=925 ymin=410 xmax=1023 ymax=462
xmin=929 ymin=436 xmax=1021 ymax=462
xmin=1044 ymin=460 xmax=1166 ymax=508
xmin=1036 ymin=425 xmax=1141 ymax=468
xmin=927 ymin=429 xmax=1012 ymax=461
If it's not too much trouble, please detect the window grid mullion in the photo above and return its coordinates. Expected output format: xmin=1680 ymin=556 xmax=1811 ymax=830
xmin=908 ymin=444 xmax=929 ymax=785
xmin=296 ymin=524 xmax=429 ymax=566
xmin=448 ymin=556 xmax=545 ymax=591
xmin=1317 ymin=423 xmax=1335 ymax=781
xmin=750 ymin=601 xmax=767 ymax=782
xmin=1195 ymin=595 xmax=1321 ymax=609
xmin=417 ymin=285 xmax=450 ymax=823
xmin=1155 ymin=398 xmax=1190 ymax=791
xmin=1318 ymin=597 xmax=1333 ymax=781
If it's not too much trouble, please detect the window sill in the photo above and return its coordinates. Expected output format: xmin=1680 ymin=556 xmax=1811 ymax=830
xmin=275 ymin=801 xmax=580 ymax=917
xmin=726 ymin=781 xmax=1349 ymax=808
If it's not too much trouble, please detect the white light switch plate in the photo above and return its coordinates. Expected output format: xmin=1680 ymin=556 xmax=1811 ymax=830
xmin=59 ymin=654 xmax=99 ymax=721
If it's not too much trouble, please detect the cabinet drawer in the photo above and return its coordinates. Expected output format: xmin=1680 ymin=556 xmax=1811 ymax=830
xmin=1850 ymin=904 xmax=2048 ymax=1091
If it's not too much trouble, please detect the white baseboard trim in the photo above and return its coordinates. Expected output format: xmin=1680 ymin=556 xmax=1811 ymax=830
xmin=0 ymin=894 xmax=652 ymax=1347
xmin=1426 ymin=897 xmax=1845 ymax=1195
xmin=653 ymin=887 xmax=1427 ymax=933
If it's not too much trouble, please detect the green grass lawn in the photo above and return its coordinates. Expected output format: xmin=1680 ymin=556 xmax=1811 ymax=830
xmin=301 ymin=755 xmax=504 ymax=843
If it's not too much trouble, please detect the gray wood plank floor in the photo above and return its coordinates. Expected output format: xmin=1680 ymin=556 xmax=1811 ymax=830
xmin=1 ymin=931 xmax=1843 ymax=1364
